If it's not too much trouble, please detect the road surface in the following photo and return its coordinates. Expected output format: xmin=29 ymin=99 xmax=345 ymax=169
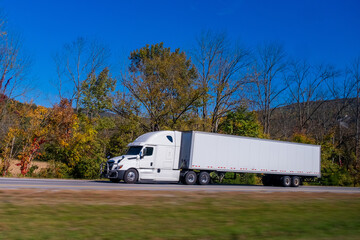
xmin=0 ymin=177 xmax=359 ymax=193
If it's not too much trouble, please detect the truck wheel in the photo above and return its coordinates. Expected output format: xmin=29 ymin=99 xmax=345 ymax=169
xmin=198 ymin=172 xmax=210 ymax=185
xmin=110 ymin=178 xmax=120 ymax=183
xmin=124 ymin=169 xmax=138 ymax=184
xmin=291 ymin=176 xmax=300 ymax=187
xmin=281 ymin=176 xmax=291 ymax=187
xmin=184 ymin=171 xmax=197 ymax=185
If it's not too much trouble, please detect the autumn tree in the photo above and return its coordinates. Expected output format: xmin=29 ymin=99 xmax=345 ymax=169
xmin=123 ymin=43 xmax=203 ymax=131
xmin=1 ymin=104 xmax=49 ymax=176
xmin=47 ymin=98 xmax=77 ymax=146
xmin=193 ymin=30 xmax=252 ymax=132
xmin=41 ymin=98 xmax=106 ymax=179
xmin=54 ymin=37 xmax=110 ymax=111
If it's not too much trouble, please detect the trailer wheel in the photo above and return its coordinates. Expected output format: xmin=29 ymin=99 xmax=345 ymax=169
xmin=198 ymin=172 xmax=210 ymax=185
xmin=110 ymin=178 xmax=121 ymax=183
xmin=291 ymin=176 xmax=300 ymax=187
xmin=124 ymin=169 xmax=138 ymax=184
xmin=281 ymin=176 xmax=291 ymax=187
xmin=184 ymin=171 xmax=197 ymax=185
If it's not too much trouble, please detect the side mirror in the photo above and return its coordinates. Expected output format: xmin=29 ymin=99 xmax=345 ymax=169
xmin=139 ymin=151 xmax=143 ymax=159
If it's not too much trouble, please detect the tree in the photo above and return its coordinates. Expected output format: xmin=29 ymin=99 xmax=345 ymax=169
xmin=54 ymin=37 xmax=110 ymax=111
xmin=41 ymin=98 xmax=106 ymax=179
xmin=349 ymin=57 xmax=360 ymax=185
xmin=251 ymin=43 xmax=287 ymax=136
xmin=1 ymin=104 xmax=49 ymax=176
xmin=123 ymin=43 xmax=202 ymax=131
xmin=81 ymin=67 xmax=116 ymax=118
xmin=0 ymin=16 xmax=30 ymax=103
xmin=218 ymin=107 xmax=263 ymax=138
xmin=0 ymin=14 xmax=31 ymax=142
xmin=193 ymin=30 xmax=252 ymax=132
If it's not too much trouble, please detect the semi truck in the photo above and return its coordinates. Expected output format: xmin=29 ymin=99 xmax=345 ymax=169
xmin=100 ymin=131 xmax=321 ymax=187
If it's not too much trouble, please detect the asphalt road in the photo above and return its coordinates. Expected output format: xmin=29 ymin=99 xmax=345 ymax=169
xmin=0 ymin=177 xmax=359 ymax=193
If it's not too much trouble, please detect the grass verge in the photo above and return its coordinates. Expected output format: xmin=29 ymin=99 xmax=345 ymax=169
xmin=0 ymin=190 xmax=359 ymax=239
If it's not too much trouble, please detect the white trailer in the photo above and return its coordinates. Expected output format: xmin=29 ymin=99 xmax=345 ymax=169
xmin=101 ymin=131 xmax=321 ymax=187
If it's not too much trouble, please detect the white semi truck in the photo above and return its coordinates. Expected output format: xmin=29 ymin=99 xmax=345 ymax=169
xmin=100 ymin=131 xmax=321 ymax=187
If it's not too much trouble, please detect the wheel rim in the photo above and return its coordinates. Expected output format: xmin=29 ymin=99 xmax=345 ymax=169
xmin=200 ymin=174 xmax=208 ymax=183
xmin=127 ymin=172 xmax=136 ymax=182
xmin=188 ymin=174 xmax=195 ymax=183
xmin=285 ymin=177 xmax=290 ymax=185
xmin=294 ymin=178 xmax=299 ymax=186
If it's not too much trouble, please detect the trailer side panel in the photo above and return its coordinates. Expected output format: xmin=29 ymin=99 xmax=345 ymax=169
xmin=187 ymin=131 xmax=321 ymax=177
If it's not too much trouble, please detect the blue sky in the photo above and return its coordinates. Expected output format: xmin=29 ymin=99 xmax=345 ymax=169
xmin=1 ymin=0 xmax=360 ymax=106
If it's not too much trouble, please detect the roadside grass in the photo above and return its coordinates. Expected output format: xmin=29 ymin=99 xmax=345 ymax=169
xmin=0 ymin=190 xmax=359 ymax=239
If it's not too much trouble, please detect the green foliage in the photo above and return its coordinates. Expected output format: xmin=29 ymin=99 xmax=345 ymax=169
xmin=219 ymin=107 xmax=263 ymax=138
xmin=36 ymin=160 xmax=70 ymax=178
xmin=72 ymin=156 xmax=103 ymax=179
xmin=292 ymin=133 xmax=316 ymax=144
xmin=81 ymin=67 xmax=116 ymax=118
xmin=108 ymin=116 xmax=144 ymax=157
xmin=25 ymin=165 xmax=38 ymax=177
xmin=318 ymin=135 xmax=353 ymax=186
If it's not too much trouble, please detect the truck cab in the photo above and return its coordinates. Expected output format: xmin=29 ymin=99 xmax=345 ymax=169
xmin=101 ymin=131 xmax=182 ymax=183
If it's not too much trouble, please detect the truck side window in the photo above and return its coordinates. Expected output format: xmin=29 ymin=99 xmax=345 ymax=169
xmin=166 ymin=136 xmax=173 ymax=143
xmin=144 ymin=147 xmax=154 ymax=156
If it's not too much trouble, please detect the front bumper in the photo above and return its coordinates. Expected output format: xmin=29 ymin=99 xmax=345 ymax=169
xmin=100 ymin=162 xmax=125 ymax=180
xmin=107 ymin=170 xmax=125 ymax=179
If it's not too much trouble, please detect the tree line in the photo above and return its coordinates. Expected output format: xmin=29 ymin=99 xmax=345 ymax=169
xmin=0 ymin=17 xmax=359 ymax=185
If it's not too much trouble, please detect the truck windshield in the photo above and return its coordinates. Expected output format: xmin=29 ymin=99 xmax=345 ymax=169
xmin=126 ymin=146 xmax=143 ymax=155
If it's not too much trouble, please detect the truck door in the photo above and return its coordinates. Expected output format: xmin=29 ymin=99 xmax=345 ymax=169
xmin=139 ymin=146 xmax=155 ymax=169
xmin=138 ymin=146 xmax=156 ymax=180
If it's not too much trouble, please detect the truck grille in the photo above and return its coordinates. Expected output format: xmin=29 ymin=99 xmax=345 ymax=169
xmin=108 ymin=162 xmax=114 ymax=170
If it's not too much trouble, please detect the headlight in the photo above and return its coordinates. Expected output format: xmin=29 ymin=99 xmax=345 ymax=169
xmin=117 ymin=165 xmax=123 ymax=169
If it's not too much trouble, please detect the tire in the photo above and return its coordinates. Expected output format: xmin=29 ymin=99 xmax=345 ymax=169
xmin=198 ymin=172 xmax=210 ymax=185
xmin=281 ymin=176 xmax=291 ymax=187
xmin=291 ymin=176 xmax=300 ymax=187
xmin=124 ymin=169 xmax=138 ymax=184
xmin=184 ymin=171 xmax=197 ymax=185
xmin=110 ymin=178 xmax=121 ymax=183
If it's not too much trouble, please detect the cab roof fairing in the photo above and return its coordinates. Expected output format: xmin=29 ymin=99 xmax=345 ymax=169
xmin=127 ymin=131 xmax=180 ymax=147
